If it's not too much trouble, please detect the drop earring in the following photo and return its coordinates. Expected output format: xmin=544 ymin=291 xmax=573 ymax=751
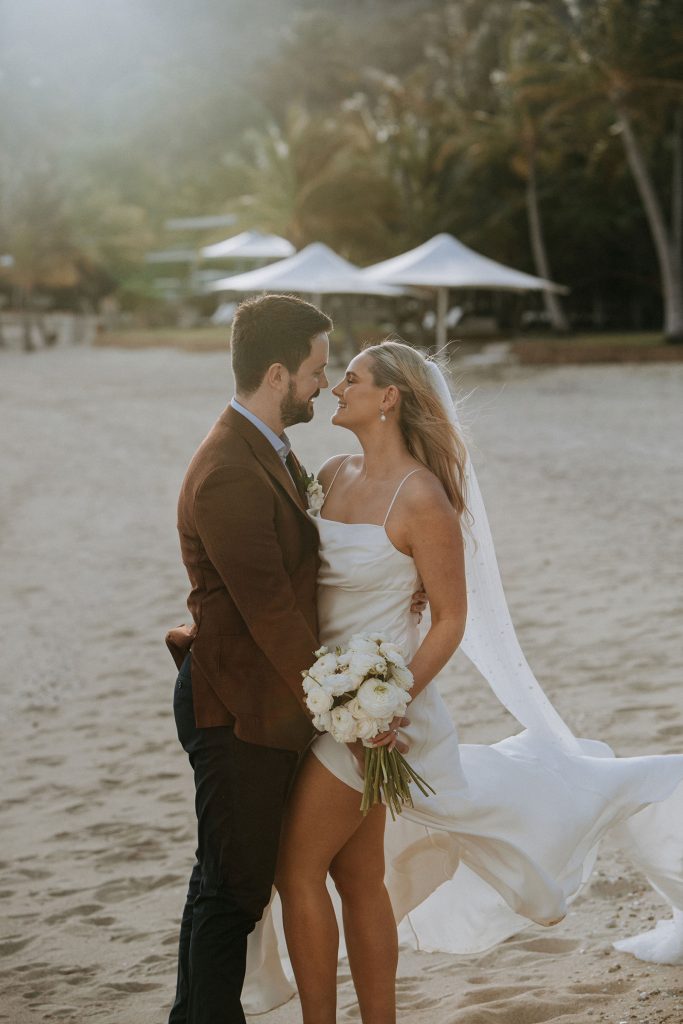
xmin=379 ymin=409 xmax=387 ymax=422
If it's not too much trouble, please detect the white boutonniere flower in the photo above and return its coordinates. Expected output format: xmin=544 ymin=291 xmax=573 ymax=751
xmin=305 ymin=476 xmax=325 ymax=515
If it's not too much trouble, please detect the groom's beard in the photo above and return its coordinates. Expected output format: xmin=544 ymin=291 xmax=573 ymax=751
xmin=281 ymin=382 xmax=318 ymax=427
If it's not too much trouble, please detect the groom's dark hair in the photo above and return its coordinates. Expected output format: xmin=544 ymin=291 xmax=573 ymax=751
xmin=231 ymin=293 xmax=332 ymax=394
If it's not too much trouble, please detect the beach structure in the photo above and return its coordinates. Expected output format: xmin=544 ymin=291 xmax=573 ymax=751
xmin=201 ymin=230 xmax=295 ymax=261
xmin=210 ymin=242 xmax=405 ymax=303
xmin=362 ymin=233 xmax=566 ymax=347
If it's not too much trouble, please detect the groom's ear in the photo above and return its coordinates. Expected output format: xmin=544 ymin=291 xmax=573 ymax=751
xmin=265 ymin=362 xmax=288 ymax=393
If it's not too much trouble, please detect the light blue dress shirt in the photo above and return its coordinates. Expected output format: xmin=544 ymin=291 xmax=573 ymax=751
xmin=230 ymin=397 xmax=293 ymax=467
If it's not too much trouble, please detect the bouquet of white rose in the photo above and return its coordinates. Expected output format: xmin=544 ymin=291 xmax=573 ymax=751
xmin=302 ymin=633 xmax=435 ymax=818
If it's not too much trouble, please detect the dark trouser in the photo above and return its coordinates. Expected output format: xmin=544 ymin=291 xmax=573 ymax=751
xmin=169 ymin=654 xmax=299 ymax=1024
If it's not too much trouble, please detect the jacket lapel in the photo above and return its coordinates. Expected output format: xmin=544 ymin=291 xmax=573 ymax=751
xmin=221 ymin=406 xmax=307 ymax=514
xmin=285 ymin=450 xmax=309 ymax=504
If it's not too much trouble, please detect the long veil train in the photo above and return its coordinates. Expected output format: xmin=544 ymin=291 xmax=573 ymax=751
xmin=407 ymin=361 xmax=683 ymax=962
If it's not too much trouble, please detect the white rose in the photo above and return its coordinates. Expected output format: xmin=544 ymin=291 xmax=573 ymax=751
xmin=314 ymin=645 xmax=329 ymax=658
xmin=319 ymin=671 xmax=362 ymax=697
xmin=379 ymin=642 xmax=407 ymax=666
xmin=393 ymin=692 xmax=410 ymax=716
xmin=348 ymin=651 xmax=387 ymax=679
xmin=305 ymin=684 xmax=334 ymax=715
xmin=356 ymin=678 xmax=403 ymax=720
xmin=312 ymin=710 xmax=332 ymax=732
xmin=348 ymin=634 xmax=381 ymax=655
xmin=389 ymin=662 xmax=414 ymax=691
xmin=347 ymin=698 xmax=380 ymax=740
xmin=302 ymin=674 xmax=318 ymax=695
xmin=309 ymin=652 xmax=339 ymax=682
xmin=329 ymin=706 xmax=358 ymax=744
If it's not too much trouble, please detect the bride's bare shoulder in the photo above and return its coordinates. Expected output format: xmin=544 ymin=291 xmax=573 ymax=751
xmin=317 ymin=454 xmax=356 ymax=489
xmin=402 ymin=466 xmax=454 ymax=517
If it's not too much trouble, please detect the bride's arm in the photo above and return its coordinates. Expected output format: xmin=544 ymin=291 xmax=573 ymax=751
xmin=399 ymin=475 xmax=467 ymax=700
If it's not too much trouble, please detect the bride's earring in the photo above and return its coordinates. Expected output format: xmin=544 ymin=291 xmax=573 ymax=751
xmin=379 ymin=409 xmax=387 ymax=422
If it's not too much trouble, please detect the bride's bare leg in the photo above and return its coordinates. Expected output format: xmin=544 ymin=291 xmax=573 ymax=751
xmin=276 ymin=752 xmax=395 ymax=1024
xmin=329 ymin=806 xmax=397 ymax=1024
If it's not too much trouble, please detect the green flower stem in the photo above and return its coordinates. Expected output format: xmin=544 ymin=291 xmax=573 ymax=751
xmin=361 ymin=747 xmax=435 ymax=818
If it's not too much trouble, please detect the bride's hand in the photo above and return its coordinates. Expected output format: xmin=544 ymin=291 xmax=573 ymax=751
xmin=347 ymin=717 xmax=410 ymax=774
xmin=371 ymin=716 xmax=410 ymax=754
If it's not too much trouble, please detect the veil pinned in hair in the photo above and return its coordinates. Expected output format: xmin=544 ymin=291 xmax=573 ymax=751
xmin=423 ymin=357 xmax=683 ymax=964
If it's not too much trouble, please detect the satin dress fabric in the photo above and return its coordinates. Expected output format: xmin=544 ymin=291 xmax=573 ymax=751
xmin=240 ymin=504 xmax=683 ymax=1013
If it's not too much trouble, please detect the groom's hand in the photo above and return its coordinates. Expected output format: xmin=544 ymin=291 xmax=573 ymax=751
xmin=410 ymin=584 xmax=428 ymax=623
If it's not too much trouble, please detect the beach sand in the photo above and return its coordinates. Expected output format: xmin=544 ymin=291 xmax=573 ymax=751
xmin=1 ymin=347 xmax=682 ymax=1023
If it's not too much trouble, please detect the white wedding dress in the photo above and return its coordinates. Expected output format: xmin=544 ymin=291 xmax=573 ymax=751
xmin=241 ymin=465 xmax=683 ymax=1015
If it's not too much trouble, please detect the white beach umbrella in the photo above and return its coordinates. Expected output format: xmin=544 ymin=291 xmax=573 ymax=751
xmin=363 ymin=233 xmax=567 ymax=347
xmin=210 ymin=242 xmax=405 ymax=300
xmin=201 ymin=230 xmax=296 ymax=261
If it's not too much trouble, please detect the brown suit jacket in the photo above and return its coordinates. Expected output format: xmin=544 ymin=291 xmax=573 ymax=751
xmin=169 ymin=405 xmax=319 ymax=751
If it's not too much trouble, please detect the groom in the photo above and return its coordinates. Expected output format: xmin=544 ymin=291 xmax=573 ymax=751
xmin=167 ymin=293 xmax=332 ymax=1024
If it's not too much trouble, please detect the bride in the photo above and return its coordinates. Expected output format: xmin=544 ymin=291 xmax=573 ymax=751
xmin=247 ymin=341 xmax=683 ymax=1023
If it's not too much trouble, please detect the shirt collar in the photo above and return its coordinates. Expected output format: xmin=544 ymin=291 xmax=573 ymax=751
xmin=230 ymin=397 xmax=291 ymax=463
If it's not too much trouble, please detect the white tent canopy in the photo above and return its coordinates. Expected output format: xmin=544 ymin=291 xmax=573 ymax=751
xmin=362 ymin=233 xmax=566 ymax=346
xmin=210 ymin=242 xmax=404 ymax=298
xmin=201 ymin=230 xmax=296 ymax=261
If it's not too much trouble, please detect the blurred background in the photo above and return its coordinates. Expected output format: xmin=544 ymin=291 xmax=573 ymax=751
xmin=1 ymin=0 xmax=682 ymax=360
xmin=3 ymin=6 xmax=683 ymax=1022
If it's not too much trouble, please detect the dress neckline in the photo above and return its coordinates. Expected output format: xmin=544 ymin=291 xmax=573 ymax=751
xmin=314 ymin=513 xmax=414 ymax=562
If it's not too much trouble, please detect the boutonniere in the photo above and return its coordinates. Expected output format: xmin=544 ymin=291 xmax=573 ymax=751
xmin=301 ymin=468 xmax=325 ymax=516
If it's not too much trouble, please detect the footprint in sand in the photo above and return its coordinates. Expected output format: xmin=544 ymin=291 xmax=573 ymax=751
xmin=17 ymin=866 xmax=52 ymax=880
xmin=94 ymin=873 xmax=182 ymax=903
xmin=511 ymin=936 xmax=581 ymax=954
xmin=103 ymin=980 xmax=163 ymax=993
xmin=0 ymin=936 xmax=33 ymax=956
xmin=44 ymin=902 xmax=104 ymax=925
xmin=458 ymin=983 xmax=539 ymax=1007
xmin=657 ymin=723 xmax=683 ymax=738
xmin=452 ymin=989 xmax=609 ymax=1024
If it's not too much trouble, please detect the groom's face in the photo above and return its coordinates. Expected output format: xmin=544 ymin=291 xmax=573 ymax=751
xmin=280 ymin=333 xmax=329 ymax=427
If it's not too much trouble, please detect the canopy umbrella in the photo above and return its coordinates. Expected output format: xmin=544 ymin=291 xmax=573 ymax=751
xmin=201 ymin=230 xmax=295 ymax=261
xmin=362 ymin=233 xmax=567 ymax=347
xmin=210 ymin=242 xmax=405 ymax=301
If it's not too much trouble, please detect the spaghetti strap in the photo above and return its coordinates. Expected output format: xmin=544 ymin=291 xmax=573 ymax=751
xmin=321 ymin=455 xmax=354 ymax=510
xmin=382 ymin=468 xmax=423 ymax=527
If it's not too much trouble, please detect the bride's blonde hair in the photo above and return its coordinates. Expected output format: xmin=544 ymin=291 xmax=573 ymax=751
xmin=363 ymin=340 xmax=470 ymax=521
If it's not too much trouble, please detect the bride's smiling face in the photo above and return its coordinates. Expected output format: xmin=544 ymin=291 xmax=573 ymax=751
xmin=331 ymin=353 xmax=390 ymax=428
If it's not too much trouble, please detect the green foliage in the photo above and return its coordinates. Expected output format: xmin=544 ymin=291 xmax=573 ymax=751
xmin=0 ymin=0 xmax=680 ymax=331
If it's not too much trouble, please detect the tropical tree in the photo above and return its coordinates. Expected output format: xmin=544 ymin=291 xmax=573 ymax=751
xmin=226 ymin=104 xmax=398 ymax=261
xmin=519 ymin=0 xmax=683 ymax=341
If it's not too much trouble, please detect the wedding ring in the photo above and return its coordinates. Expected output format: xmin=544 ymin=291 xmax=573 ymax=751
xmin=391 ymin=728 xmax=399 ymax=735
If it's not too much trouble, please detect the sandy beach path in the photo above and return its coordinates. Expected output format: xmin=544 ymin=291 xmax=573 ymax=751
xmin=1 ymin=348 xmax=682 ymax=1023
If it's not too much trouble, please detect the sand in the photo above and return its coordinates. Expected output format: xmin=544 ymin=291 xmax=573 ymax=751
xmin=1 ymin=347 xmax=682 ymax=1024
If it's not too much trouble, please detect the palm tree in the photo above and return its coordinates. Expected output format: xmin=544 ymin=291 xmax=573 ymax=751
xmin=456 ymin=88 xmax=571 ymax=332
xmin=519 ymin=0 xmax=683 ymax=341
xmin=227 ymin=105 xmax=398 ymax=262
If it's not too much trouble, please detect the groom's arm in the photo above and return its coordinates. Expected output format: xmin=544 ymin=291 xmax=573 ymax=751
xmin=194 ymin=465 xmax=317 ymax=712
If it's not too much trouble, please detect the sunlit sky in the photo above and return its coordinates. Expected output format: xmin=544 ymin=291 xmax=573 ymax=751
xmin=1 ymin=0 xmax=288 ymax=135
